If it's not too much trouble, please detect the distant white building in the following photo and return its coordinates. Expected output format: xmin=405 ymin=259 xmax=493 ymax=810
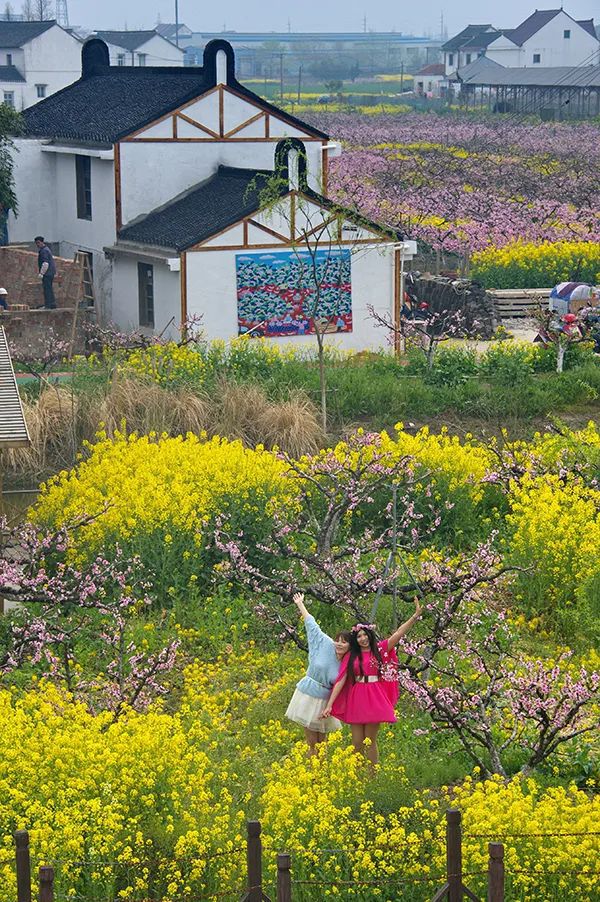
xmin=486 ymin=9 xmax=599 ymax=68
xmin=414 ymin=63 xmax=446 ymax=97
xmin=93 ymin=30 xmax=184 ymax=67
xmin=443 ymin=9 xmax=599 ymax=77
xmin=0 ymin=20 xmax=81 ymax=110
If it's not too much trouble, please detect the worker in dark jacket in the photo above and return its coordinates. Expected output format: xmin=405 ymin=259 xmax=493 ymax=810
xmin=34 ymin=236 xmax=57 ymax=309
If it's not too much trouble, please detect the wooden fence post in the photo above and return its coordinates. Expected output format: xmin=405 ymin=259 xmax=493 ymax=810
xmin=246 ymin=820 xmax=263 ymax=902
xmin=446 ymin=809 xmax=462 ymax=902
xmin=488 ymin=843 xmax=504 ymax=902
xmin=276 ymin=853 xmax=292 ymax=902
xmin=15 ymin=830 xmax=32 ymax=902
xmin=38 ymin=866 xmax=54 ymax=902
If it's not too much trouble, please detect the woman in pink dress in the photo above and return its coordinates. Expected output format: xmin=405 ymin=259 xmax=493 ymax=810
xmin=321 ymin=598 xmax=422 ymax=765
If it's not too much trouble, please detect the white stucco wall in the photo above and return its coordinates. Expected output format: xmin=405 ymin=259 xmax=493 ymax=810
xmin=523 ymin=13 xmax=599 ymax=67
xmin=119 ymin=139 xmax=324 ymax=226
xmin=8 ymin=138 xmax=56 ymax=241
xmin=487 ymin=14 xmax=599 ymax=68
xmin=185 ymin=244 xmax=395 ymax=351
xmin=485 ymin=38 xmax=522 ymax=67
xmin=21 ymin=26 xmax=82 ymax=109
xmin=105 ymin=35 xmax=184 ymax=67
xmin=111 ymin=252 xmax=181 ymax=336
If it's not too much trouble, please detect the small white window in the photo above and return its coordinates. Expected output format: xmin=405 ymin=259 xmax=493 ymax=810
xmin=448 ymin=53 xmax=454 ymax=66
xmin=137 ymin=53 xmax=147 ymax=67
xmin=36 ymin=84 xmax=47 ymax=98
xmin=563 ymin=29 xmax=571 ymax=39
xmin=533 ymin=53 xmax=541 ymax=64
xmin=3 ymin=92 xmax=14 ymax=108
xmin=6 ymin=53 xmax=12 ymax=65
xmin=117 ymin=53 xmax=125 ymax=66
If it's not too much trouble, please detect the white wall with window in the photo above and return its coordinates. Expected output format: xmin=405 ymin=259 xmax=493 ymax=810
xmin=487 ymin=11 xmax=599 ymax=68
xmin=101 ymin=35 xmax=184 ymax=67
xmin=110 ymin=252 xmax=181 ymax=334
xmin=20 ymin=25 xmax=81 ymax=108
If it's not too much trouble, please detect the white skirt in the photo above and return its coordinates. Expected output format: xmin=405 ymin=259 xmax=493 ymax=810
xmin=285 ymin=688 xmax=341 ymax=733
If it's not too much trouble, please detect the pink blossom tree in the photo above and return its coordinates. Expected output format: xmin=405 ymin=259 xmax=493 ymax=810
xmin=215 ymin=430 xmax=598 ymax=775
xmin=0 ymin=519 xmax=179 ymax=717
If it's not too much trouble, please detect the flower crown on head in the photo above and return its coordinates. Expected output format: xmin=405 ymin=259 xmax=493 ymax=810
xmin=351 ymin=623 xmax=376 ymax=634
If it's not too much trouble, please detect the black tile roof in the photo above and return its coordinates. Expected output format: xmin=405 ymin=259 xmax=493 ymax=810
xmin=118 ymin=166 xmax=278 ymax=251
xmin=505 ymin=10 xmax=560 ymax=46
xmin=442 ymin=25 xmax=497 ymax=52
xmin=117 ymin=165 xmax=401 ymax=252
xmin=23 ymin=67 xmax=211 ymax=143
xmin=0 ymin=20 xmax=55 ymax=47
xmin=22 ymin=44 xmax=328 ymax=145
xmin=0 ymin=65 xmax=25 ymax=82
xmin=94 ymin=30 xmax=173 ymax=52
xmin=577 ymin=19 xmax=598 ymax=40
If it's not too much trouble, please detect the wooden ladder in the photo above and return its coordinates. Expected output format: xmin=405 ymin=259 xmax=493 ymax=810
xmin=75 ymin=251 xmax=95 ymax=307
xmin=69 ymin=252 xmax=95 ymax=358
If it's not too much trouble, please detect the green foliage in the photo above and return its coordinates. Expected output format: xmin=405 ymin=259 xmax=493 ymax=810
xmin=0 ymin=103 xmax=22 ymax=213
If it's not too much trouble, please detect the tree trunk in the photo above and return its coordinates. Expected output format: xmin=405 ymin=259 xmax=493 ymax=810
xmin=426 ymin=340 xmax=436 ymax=369
xmin=317 ymin=333 xmax=327 ymax=434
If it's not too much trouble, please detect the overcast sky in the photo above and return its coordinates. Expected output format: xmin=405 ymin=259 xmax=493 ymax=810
xmin=68 ymin=1 xmax=598 ymax=38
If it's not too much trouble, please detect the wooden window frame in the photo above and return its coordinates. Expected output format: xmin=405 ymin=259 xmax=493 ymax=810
xmin=75 ymin=155 xmax=92 ymax=221
xmin=138 ymin=262 xmax=155 ymax=328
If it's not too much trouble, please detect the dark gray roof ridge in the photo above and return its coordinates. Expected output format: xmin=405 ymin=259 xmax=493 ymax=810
xmin=0 ymin=19 xmax=56 ymax=47
xmin=22 ymin=41 xmax=328 ymax=144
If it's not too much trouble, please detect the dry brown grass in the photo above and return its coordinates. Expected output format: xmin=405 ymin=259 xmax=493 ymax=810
xmin=5 ymin=387 xmax=78 ymax=479
xmin=252 ymin=393 xmax=325 ymax=457
xmin=5 ymin=378 xmax=325 ymax=484
xmin=90 ymin=377 xmax=212 ymax=438
xmin=210 ymin=381 xmax=324 ymax=456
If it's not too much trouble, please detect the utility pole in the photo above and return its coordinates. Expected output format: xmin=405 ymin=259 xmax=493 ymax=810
xmin=400 ymin=61 xmax=404 ymax=90
xmin=175 ymin=0 xmax=179 ymax=47
xmin=279 ymin=52 xmax=284 ymax=101
xmin=363 ymin=14 xmax=367 ymax=33
xmin=297 ymin=63 xmax=302 ymax=103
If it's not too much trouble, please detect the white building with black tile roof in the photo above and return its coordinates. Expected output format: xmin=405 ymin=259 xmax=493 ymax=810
xmin=93 ymin=30 xmax=184 ymax=68
xmin=0 ymin=20 xmax=81 ymax=110
xmin=9 ymin=38 xmax=408 ymax=348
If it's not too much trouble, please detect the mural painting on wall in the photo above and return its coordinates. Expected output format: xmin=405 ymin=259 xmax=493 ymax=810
xmin=236 ymin=249 xmax=352 ymax=337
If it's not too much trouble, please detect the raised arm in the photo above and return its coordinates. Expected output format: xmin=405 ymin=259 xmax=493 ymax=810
xmin=320 ymin=673 xmax=347 ymax=719
xmin=293 ymin=591 xmax=311 ymax=621
xmin=385 ymin=597 xmax=423 ymax=651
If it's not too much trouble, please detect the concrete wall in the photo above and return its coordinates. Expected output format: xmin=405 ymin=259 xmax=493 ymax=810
xmin=185 ymin=244 xmax=395 ymax=350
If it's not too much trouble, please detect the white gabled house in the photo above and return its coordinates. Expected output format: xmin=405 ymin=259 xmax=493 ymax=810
xmin=443 ymin=9 xmax=599 ymax=78
xmin=9 ymin=38 xmax=408 ymax=349
xmin=93 ymin=30 xmax=185 ymax=68
xmin=486 ymin=9 xmax=599 ymax=68
xmin=0 ymin=20 xmax=82 ymax=109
